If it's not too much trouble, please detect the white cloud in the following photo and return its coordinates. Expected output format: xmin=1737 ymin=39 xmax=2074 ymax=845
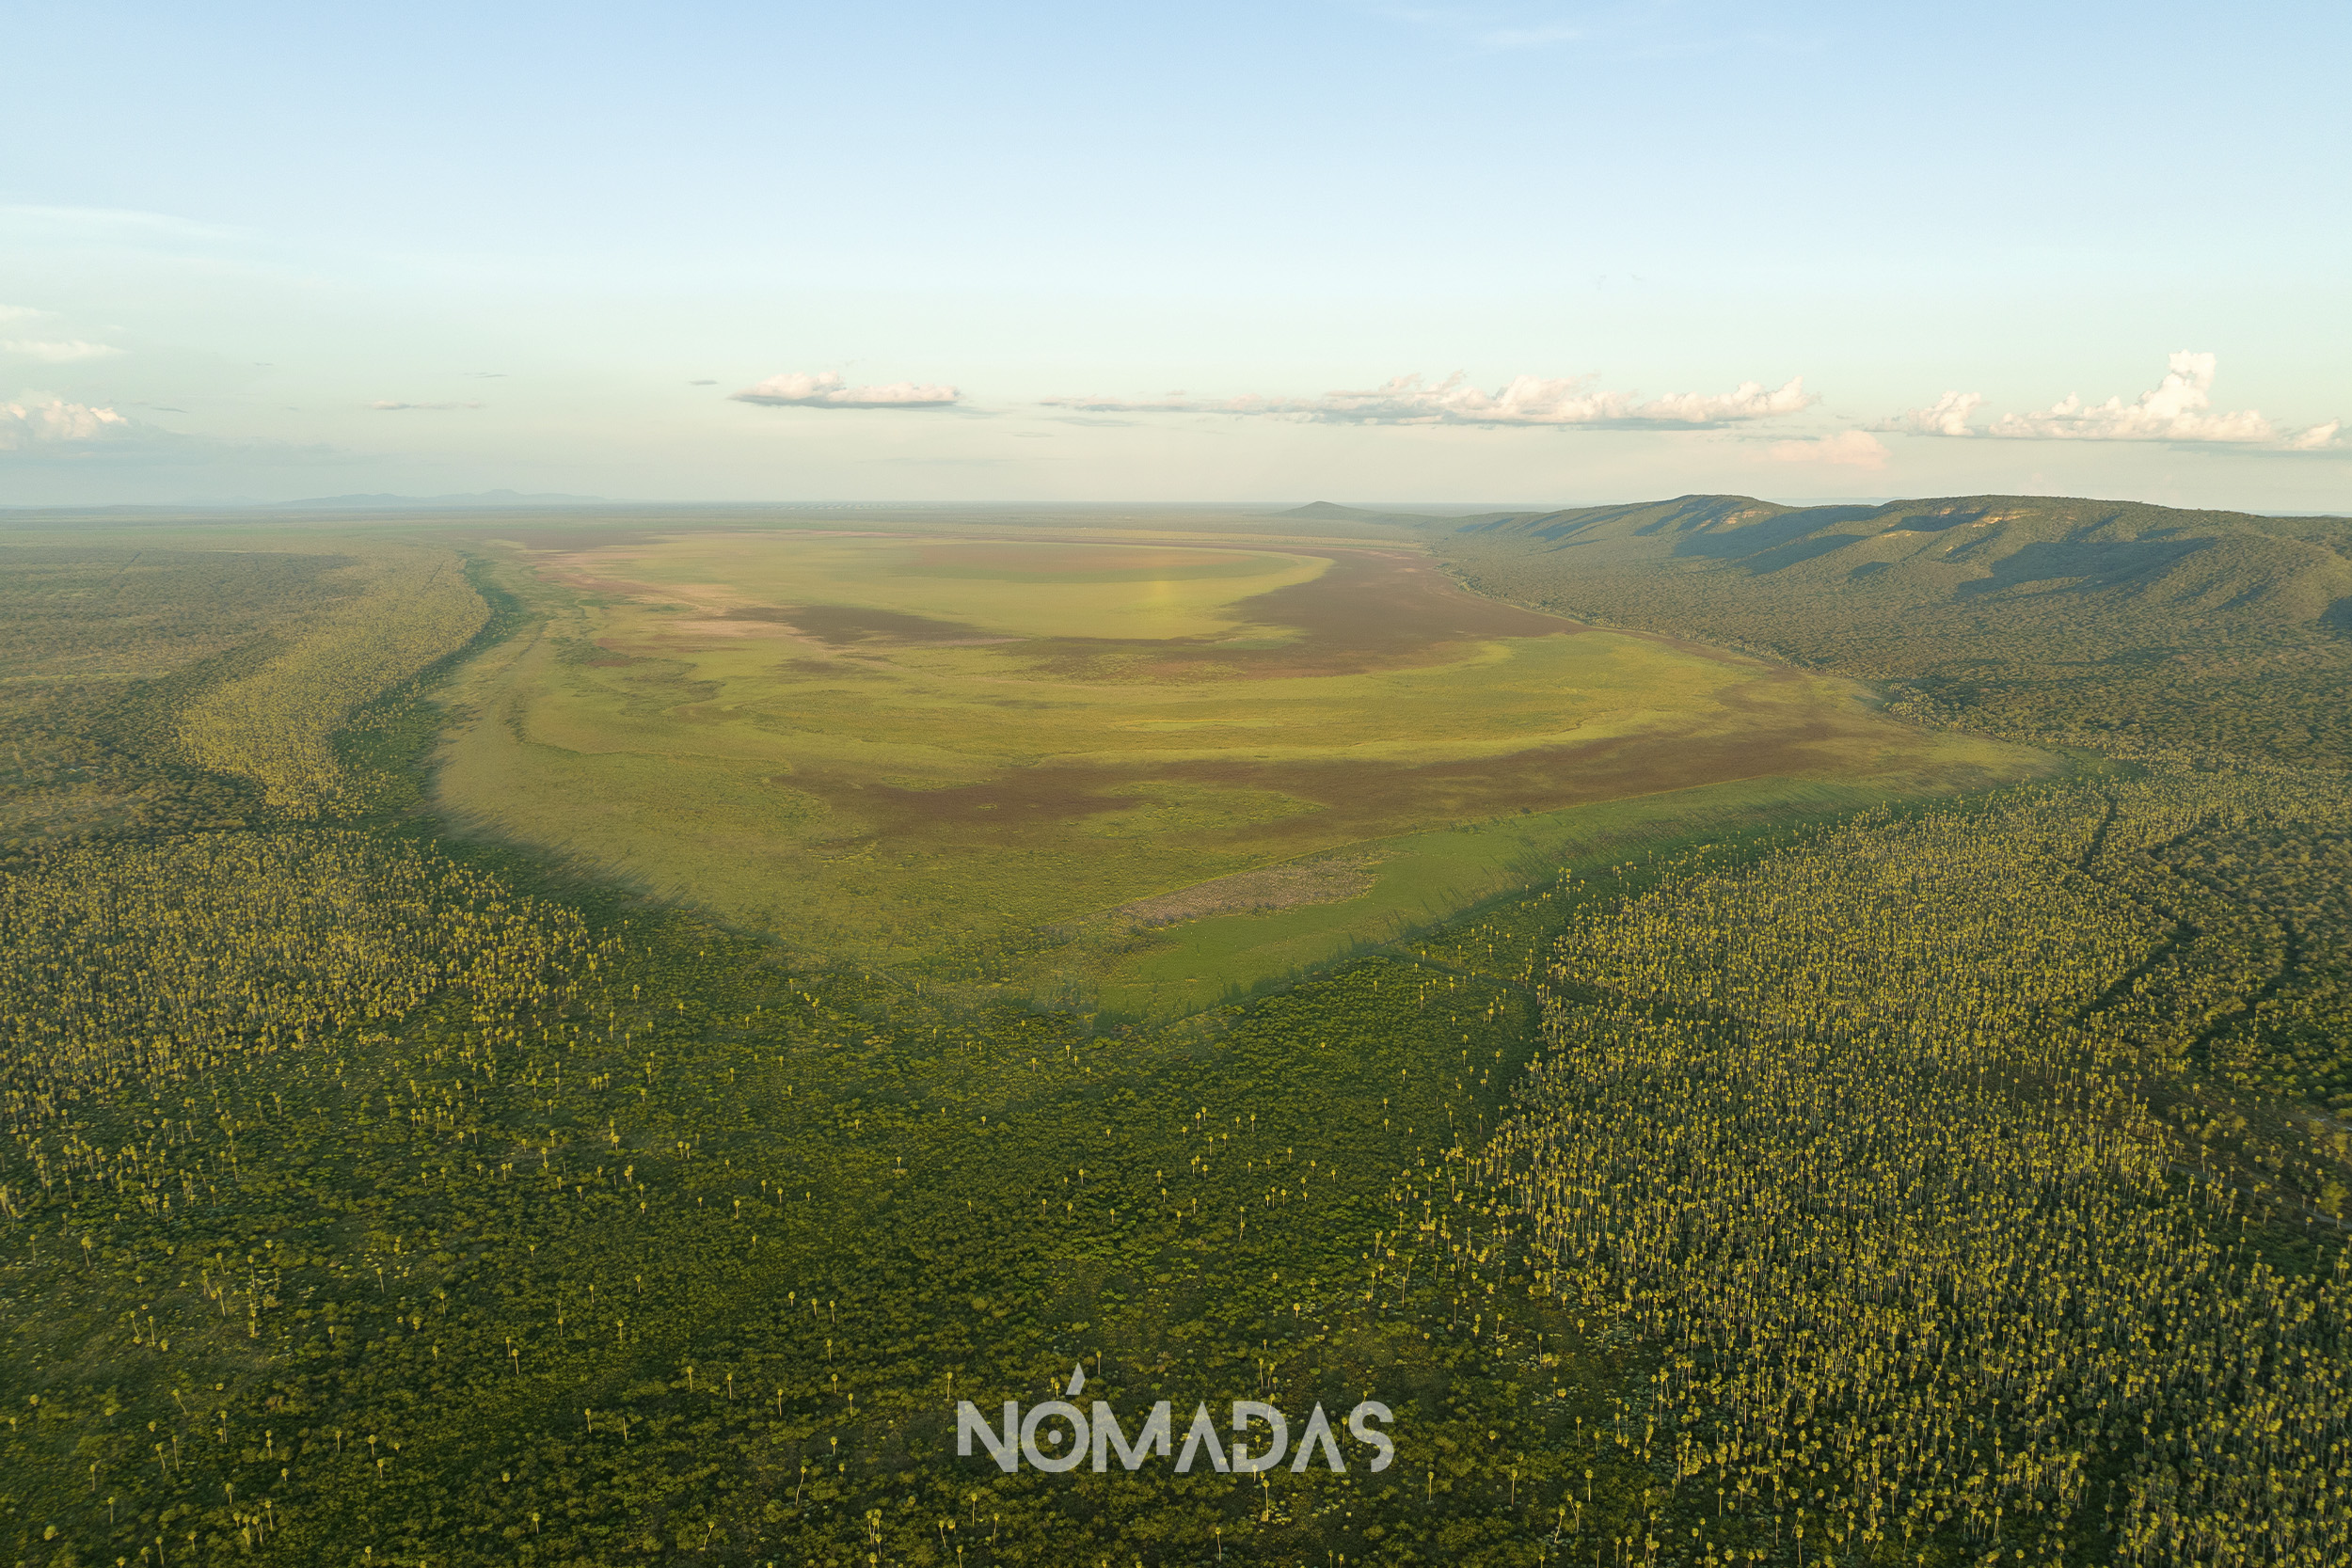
xmin=1766 ymin=430 xmax=1889 ymax=469
xmin=1975 ymin=353 xmax=2275 ymax=443
xmin=731 ymin=371 xmax=961 ymax=409
xmin=1041 ymin=370 xmax=1813 ymax=428
xmin=1893 ymin=356 xmax=2345 ymax=451
xmin=0 ymin=396 xmax=132 ymax=451
xmin=0 ymin=396 xmax=345 ymax=470
xmin=369 ymin=400 xmax=485 ymax=411
xmin=1634 ymin=378 xmax=1816 ymax=423
xmin=0 ymin=305 xmax=57 ymax=325
xmin=2 ymin=338 xmax=123 ymax=362
xmin=1990 ymin=352 xmax=2273 ymax=442
xmin=1889 ymin=389 xmax=1983 ymax=436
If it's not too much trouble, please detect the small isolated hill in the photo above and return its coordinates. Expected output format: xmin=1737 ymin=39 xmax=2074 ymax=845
xmin=1282 ymin=500 xmax=1389 ymax=520
xmin=1438 ymin=494 xmax=2352 ymax=766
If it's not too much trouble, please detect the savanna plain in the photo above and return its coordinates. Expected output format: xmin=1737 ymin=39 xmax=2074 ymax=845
xmin=1 ymin=496 xmax=2346 ymax=1568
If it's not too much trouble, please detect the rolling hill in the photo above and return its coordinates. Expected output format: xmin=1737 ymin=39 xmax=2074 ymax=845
xmin=1436 ymin=493 xmax=2352 ymax=765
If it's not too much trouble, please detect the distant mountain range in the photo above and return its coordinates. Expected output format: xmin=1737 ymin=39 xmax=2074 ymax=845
xmin=271 ymin=489 xmax=611 ymax=509
xmin=1434 ymin=493 xmax=2352 ymax=767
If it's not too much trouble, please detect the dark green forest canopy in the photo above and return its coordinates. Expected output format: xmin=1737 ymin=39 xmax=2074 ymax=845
xmin=1 ymin=522 xmax=2346 ymax=1568
xmin=1433 ymin=494 xmax=2352 ymax=767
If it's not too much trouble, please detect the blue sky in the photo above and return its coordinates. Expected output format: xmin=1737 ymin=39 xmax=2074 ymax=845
xmin=4 ymin=2 xmax=2346 ymax=507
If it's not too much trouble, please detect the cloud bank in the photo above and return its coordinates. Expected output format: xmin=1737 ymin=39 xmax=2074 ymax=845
xmin=731 ymin=371 xmax=961 ymax=409
xmin=0 ymin=396 xmax=132 ymax=451
xmin=1893 ymin=354 xmax=2334 ymax=448
xmin=1041 ymin=371 xmax=1813 ymax=429
xmin=1990 ymin=353 xmax=2271 ymax=442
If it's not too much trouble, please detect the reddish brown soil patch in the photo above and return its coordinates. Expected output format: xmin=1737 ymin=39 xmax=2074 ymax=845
xmin=785 ymin=704 xmax=1855 ymax=852
xmin=1154 ymin=721 xmax=1842 ymax=847
xmin=700 ymin=549 xmax=1584 ymax=676
xmin=780 ymin=656 xmax=885 ymax=677
xmin=905 ymin=542 xmax=1237 ymax=573
xmin=737 ymin=549 xmax=1841 ymax=846
xmin=1233 ymin=549 xmax=1581 ymax=658
xmin=726 ymin=604 xmax=1000 ymax=644
xmin=1008 ymin=550 xmax=1584 ymax=682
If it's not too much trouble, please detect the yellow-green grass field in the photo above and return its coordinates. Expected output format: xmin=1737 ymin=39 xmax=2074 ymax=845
xmin=434 ymin=525 xmax=2046 ymax=1004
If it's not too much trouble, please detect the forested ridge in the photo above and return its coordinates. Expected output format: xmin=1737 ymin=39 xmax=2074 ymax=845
xmin=2 ymin=519 xmax=2345 ymax=1567
xmin=1436 ymin=495 xmax=2352 ymax=767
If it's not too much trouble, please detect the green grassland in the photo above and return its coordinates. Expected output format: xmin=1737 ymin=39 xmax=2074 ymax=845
xmin=432 ymin=526 xmax=2040 ymax=991
xmin=1066 ymin=774 xmax=1908 ymax=1018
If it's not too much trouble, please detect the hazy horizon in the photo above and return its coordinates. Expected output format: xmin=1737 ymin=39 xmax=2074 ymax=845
xmin=6 ymin=2 xmax=2347 ymax=512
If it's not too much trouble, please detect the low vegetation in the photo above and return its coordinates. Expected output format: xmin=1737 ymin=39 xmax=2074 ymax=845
xmin=1462 ymin=760 xmax=2351 ymax=1567
xmin=0 ymin=545 xmax=358 ymax=847
xmin=176 ymin=548 xmax=486 ymax=815
xmin=0 ymin=504 xmax=2342 ymax=1565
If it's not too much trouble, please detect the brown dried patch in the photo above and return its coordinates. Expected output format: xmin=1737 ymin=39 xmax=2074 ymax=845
xmin=791 ymin=697 xmax=1851 ymax=853
xmin=1009 ymin=549 xmax=1585 ymax=682
xmin=831 ymin=768 xmax=1152 ymax=842
xmin=780 ymin=656 xmax=886 ymax=677
xmin=1080 ymin=850 xmax=1388 ymax=933
xmin=726 ymin=604 xmax=1002 ymax=644
xmin=904 ymin=541 xmax=1248 ymax=574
